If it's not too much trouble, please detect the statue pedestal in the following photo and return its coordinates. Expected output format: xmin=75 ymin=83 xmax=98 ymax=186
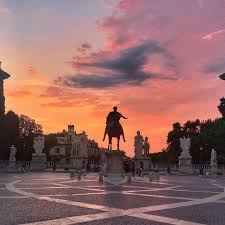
xmin=71 ymin=156 xmax=88 ymax=171
xmin=179 ymin=157 xmax=192 ymax=174
xmin=7 ymin=160 xmax=17 ymax=172
xmin=134 ymin=156 xmax=152 ymax=173
xmin=106 ymin=150 xmax=125 ymax=177
xmin=210 ymin=164 xmax=218 ymax=175
xmin=31 ymin=153 xmax=47 ymax=171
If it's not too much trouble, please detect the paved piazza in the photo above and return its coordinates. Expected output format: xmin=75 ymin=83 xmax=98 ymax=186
xmin=0 ymin=172 xmax=225 ymax=225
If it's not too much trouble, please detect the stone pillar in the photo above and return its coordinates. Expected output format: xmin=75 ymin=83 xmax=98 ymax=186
xmin=105 ymin=150 xmax=125 ymax=177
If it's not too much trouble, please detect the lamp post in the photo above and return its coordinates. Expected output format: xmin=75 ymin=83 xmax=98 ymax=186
xmin=200 ymin=146 xmax=203 ymax=164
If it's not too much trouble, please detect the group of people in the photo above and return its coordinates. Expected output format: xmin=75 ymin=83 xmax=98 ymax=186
xmin=123 ymin=158 xmax=145 ymax=176
xmin=86 ymin=163 xmax=102 ymax=172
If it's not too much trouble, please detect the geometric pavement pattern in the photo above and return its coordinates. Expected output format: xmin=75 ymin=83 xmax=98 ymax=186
xmin=0 ymin=172 xmax=225 ymax=225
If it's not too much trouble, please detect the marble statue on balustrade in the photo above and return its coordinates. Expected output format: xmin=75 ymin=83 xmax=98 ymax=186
xmin=31 ymin=135 xmax=46 ymax=171
xmin=179 ymin=137 xmax=191 ymax=159
xmin=33 ymin=135 xmax=45 ymax=155
xmin=179 ymin=137 xmax=192 ymax=169
xmin=7 ymin=145 xmax=17 ymax=170
xmin=71 ymin=132 xmax=88 ymax=170
xmin=72 ymin=132 xmax=88 ymax=157
xmin=134 ymin=131 xmax=144 ymax=157
xmin=133 ymin=132 xmax=151 ymax=171
xmin=78 ymin=132 xmax=88 ymax=157
xmin=9 ymin=145 xmax=17 ymax=161
xmin=143 ymin=137 xmax=150 ymax=157
xmin=211 ymin=148 xmax=217 ymax=167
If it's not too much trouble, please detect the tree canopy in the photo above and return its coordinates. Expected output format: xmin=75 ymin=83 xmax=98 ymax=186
xmin=0 ymin=111 xmax=42 ymax=160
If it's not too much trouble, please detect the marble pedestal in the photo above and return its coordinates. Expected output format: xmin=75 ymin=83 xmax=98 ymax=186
xmin=179 ymin=157 xmax=192 ymax=174
xmin=134 ymin=156 xmax=152 ymax=172
xmin=7 ymin=160 xmax=17 ymax=172
xmin=105 ymin=150 xmax=125 ymax=177
xmin=31 ymin=153 xmax=47 ymax=171
xmin=210 ymin=164 xmax=218 ymax=175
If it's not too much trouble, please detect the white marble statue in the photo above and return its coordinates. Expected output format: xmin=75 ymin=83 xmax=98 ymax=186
xmin=33 ymin=135 xmax=45 ymax=155
xmin=143 ymin=136 xmax=150 ymax=157
xmin=72 ymin=132 xmax=88 ymax=157
xmin=211 ymin=148 xmax=217 ymax=166
xmin=9 ymin=145 xmax=17 ymax=161
xmin=72 ymin=135 xmax=80 ymax=156
xmin=134 ymin=131 xmax=144 ymax=157
xmin=179 ymin=137 xmax=191 ymax=158
xmin=79 ymin=132 xmax=88 ymax=157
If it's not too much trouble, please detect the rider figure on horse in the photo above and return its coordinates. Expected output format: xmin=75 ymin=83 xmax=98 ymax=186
xmin=103 ymin=106 xmax=127 ymax=142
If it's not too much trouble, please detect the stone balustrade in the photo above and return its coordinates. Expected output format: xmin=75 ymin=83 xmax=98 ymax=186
xmin=0 ymin=160 xmax=225 ymax=175
xmin=0 ymin=160 xmax=73 ymax=171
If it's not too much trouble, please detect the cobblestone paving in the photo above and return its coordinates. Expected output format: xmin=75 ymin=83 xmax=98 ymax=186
xmin=150 ymin=202 xmax=225 ymax=225
xmin=0 ymin=172 xmax=224 ymax=225
xmin=76 ymin=216 xmax=171 ymax=225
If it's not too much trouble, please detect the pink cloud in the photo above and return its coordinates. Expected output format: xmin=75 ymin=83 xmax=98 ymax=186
xmin=0 ymin=6 xmax=11 ymax=14
xmin=77 ymin=42 xmax=92 ymax=54
xmin=94 ymin=0 xmax=225 ymax=151
xmin=202 ymin=29 xmax=225 ymax=40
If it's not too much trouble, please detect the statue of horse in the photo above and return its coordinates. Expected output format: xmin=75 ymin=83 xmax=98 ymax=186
xmin=103 ymin=106 xmax=127 ymax=150
xmin=106 ymin=123 xmax=124 ymax=150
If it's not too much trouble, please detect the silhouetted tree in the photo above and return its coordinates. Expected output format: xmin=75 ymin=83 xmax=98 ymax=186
xmin=200 ymin=118 xmax=225 ymax=164
xmin=151 ymin=149 xmax=168 ymax=164
xmin=166 ymin=122 xmax=183 ymax=163
xmin=218 ymin=97 xmax=225 ymax=119
xmin=19 ymin=115 xmax=43 ymax=161
xmin=0 ymin=111 xmax=20 ymax=160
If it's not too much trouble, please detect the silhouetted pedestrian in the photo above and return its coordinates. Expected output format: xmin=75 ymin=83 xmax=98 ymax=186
xmin=131 ymin=161 xmax=135 ymax=176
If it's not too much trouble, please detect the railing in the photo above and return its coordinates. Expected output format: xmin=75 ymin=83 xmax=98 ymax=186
xmin=0 ymin=160 xmax=73 ymax=171
xmin=0 ymin=161 xmax=31 ymax=171
xmin=46 ymin=161 xmax=73 ymax=169
xmin=192 ymin=164 xmax=225 ymax=171
xmin=152 ymin=164 xmax=179 ymax=171
xmin=0 ymin=160 xmax=225 ymax=174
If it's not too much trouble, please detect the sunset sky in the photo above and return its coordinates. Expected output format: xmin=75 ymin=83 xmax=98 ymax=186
xmin=1 ymin=0 xmax=225 ymax=155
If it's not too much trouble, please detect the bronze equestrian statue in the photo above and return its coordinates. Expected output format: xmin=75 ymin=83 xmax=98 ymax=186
xmin=103 ymin=106 xmax=127 ymax=150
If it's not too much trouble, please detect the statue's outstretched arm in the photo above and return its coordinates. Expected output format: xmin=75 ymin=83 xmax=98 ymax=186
xmin=121 ymin=114 xmax=128 ymax=119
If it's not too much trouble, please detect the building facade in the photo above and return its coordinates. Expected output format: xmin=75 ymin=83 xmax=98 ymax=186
xmin=48 ymin=125 xmax=102 ymax=165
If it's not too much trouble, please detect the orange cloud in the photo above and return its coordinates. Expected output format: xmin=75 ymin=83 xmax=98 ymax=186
xmin=7 ymin=89 xmax=32 ymax=98
xmin=27 ymin=67 xmax=39 ymax=77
